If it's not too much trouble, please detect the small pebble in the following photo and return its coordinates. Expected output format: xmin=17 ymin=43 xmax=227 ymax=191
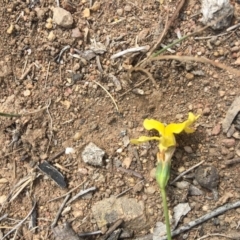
xmin=90 ymin=1 xmax=101 ymax=11
xmin=73 ymin=132 xmax=82 ymax=141
xmin=185 ymin=73 xmax=194 ymax=80
xmin=184 ymin=146 xmax=193 ymax=153
xmin=72 ymin=28 xmax=82 ymax=38
xmin=212 ymin=124 xmax=221 ymax=135
xmin=145 ymin=186 xmax=156 ymax=195
xmin=7 ymin=24 xmax=14 ymax=34
xmin=48 ymin=31 xmax=56 ymax=41
xmin=231 ymin=46 xmax=239 ymax=52
xmin=233 ymin=132 xmax=240 ymax=139
xmin=218 ymin=90 xmax=225 ymax=97
xmin=73 ymin=63 xmax=80 ymax=71
xmin=117 ymin=8 xmax=123 ymax=16
xmin=124 ymin=5 xmax=132 ymax=12
xmin=23 ymin=89 xmax=31 ymax=96
xmin=202 ymin=205 xmax=209 ymax=211
xmin=222 ymin=138 xmax=235 ymax=148
xmin=202 ymin=107 xmax=211 ymax=116
xmin=178 ymin=166 xmax=185 ymax=173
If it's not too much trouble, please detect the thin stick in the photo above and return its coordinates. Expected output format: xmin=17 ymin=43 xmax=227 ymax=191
xmin=147 ymin=12 xmax=169 ymax=58
xmin=22 ymin=58 xmax=28 ymax=75
xmin=93 ymin=81 xmax=119 ymax=112
xmin=66 ymin=187 xmax=96 ymax=205
xmin=45 ymin=99 xmax=53 ymax=153
xmin=51 ymin=194 xmax=70 ymax=228
xmin=0 ymin=148 xmax=23 ymax=159
xmin=159 ymin=200 xmax=240 ymax=240
xmin=111 ymin=46 xmax=149 ymax=60
xmin=115 ymin=180 xmax=144 ymax=198
xmin=170 ymin=160 xmax=204 ymax=184
xmin=45 ymin=61 xmax=51 ymax=88
xmin=48 ymin=149 xmax=65 ymax=162
xmin=48 ymin=180 xmax=87 ymax=202
xmin=1 ymin=201 xmax=36 ymax=240
xmin=197 ymin=233 xmax=235 ymax=240
xmin=20 ymin=63 xmax=34 ymax=80
xmin=119 ymin=77 xmax=149 ymax=97
xmin=148 ymin=55 xmax=240 ymax=77
xmin=79 ymin=230 xmax=102 ymax=237
xmin=129 ymin=67 xmax=157 ymax=87
xmin=0 ymin=102 xmax=51 ymax=118
xmin=117 ymin=166 xmax=143 ymax=179
xmin=101 ymin=219 xmax=123 ymax=240
xmin=96 ymin=56 xmax=103 ymax=72
xmin=224 ymin=158 xmax=240 ymax=166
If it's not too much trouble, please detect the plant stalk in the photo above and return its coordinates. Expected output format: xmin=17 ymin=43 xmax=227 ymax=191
xmin=160 ymin=187 xmax=172 ymax=240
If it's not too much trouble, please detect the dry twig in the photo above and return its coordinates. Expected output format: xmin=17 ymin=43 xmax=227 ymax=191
xmin=170 ymin=160 xmax=204 ymax=184
xmin=196 ymin=233 xmax=236 ymax=240
xmin=48 ymin=180 xmax=87 ymax=202
xmin=159 ymin=200 xmax=240 ymax=240
xmin=51 ymin=194 xmax=70 ymax=228
xmin=148 ymin=55 xmax=240 ymax=77
xmin=1 ymin=201 xmax=36 ymax=240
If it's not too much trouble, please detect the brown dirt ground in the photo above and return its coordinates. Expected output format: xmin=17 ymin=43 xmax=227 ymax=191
xmin=1 ymin=0 xmax=240 ymax=239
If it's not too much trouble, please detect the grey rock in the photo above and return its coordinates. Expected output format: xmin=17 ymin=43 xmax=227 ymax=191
xmin=201 ymin=0 xmax=234 ymax=30
xmin=81 ymin=142 xmax=105 ymax=166
xmin=53 ymin=7 xmax=73 ymax=28
xmin=195 ymin=165 xmax=219 ymax=191
xmin=188 ymin=185 xmax=203 ymax=196
xmin=92 ymin=196 xmax=146 ymax=230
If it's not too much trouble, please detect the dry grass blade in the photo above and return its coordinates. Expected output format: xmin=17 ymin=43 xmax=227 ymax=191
xmin=7 ymin=173 xmax=39 ymax=203
xmin=93 ymin=80 xmax=119 ymax=112
xmin=149 ymin=55 xmax=240 ymax=77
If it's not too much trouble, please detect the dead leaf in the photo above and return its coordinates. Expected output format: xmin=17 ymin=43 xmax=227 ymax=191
xmin=83 ymin=8 xmax=90 ymax=18
xmin=173 ymin=203 xmax=191 ymax=228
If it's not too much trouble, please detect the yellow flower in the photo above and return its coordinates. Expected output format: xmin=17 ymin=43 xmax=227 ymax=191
xmin=131 ymin=112 xmax=199 ymax=152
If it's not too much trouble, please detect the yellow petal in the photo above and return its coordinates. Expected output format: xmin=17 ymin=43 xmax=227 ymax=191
xmin=159 ymin=133 xmax=176 ymax=151
xmin=130 ymin=136 xmax=161 ymax=145
xmin=165 ymin=112 xmax=199 ymax=134
xmin=143 ymin=119 xmax=165 ymax=135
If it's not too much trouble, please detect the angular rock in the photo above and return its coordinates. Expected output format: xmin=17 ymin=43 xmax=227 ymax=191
xmin=53 ymin=7 xmax=73 ymax=28
xmin=201 ymin=0 xmax=234 ymax=30
xmin=222 ymin=138 xmax=236 ymax=148
xmin=222 ymin=96 xmax=240 ymax=133
xmin=212 ymin=124 xmax=221 ymax=135
xmin=195 ymin=165 xmax=219 ymax=191
xmin=81 ymin=142 xmax=105 ymax=166
xmin=92 ymin=196 xmax=146 ymax=230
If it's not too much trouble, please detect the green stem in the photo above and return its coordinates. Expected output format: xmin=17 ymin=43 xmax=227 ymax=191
xmin=0 ymin=112 xmax=21 ymax=118
xmin=160 ymin=187 xmax=172 ymax=240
